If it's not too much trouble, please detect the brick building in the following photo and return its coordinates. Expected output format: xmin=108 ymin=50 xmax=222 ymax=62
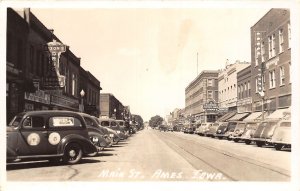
xmin=6 ymin=8 xmax=102 ymax=123
xmin=100 ymin=93 xmax=125 ymax=120
xmin=251 ymin=8 xmax=291 ymax=117
xmin=185 ymin=70 xmax=219 ymax=123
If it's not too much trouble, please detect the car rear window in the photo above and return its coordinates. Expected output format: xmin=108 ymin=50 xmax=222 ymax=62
xmin=49 ymin=117 xmax=82 ymax=128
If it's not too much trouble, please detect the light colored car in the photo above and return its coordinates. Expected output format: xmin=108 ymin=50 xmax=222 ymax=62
xmin=238 ymin=122 xmax=260 ymax=144
xmin=251 ymin=119 xmax=280 ymax=147
xmin=269 ymin=120 xmax=291 ymax=151
xmin=196 ymin=123 xmax=213 ymax=136
xmin=205 ymin=122 xmax=219 ymax=138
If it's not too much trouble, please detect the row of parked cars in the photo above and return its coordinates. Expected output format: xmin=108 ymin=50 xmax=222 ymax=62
xmin=182 ymin=111 xmax=291 ymax=151
xmin=7 ymin=110 xmax=139 ymax=165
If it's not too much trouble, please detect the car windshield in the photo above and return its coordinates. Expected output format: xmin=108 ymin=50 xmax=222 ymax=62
xmin=218 ymin=123 xmax=228 ymax=130
xmin=119 ymin=122 xmax=124 ymax=126
xmin=8 ymin=114 xmax=24 ymax=128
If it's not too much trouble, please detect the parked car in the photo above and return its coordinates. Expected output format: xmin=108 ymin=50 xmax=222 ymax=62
xmin=79 ymin=113 xmax=111 ymax=156
xmin=195 ymin=123 xmax=213 ymax=136
xmin=116 ymin=119 xmax=130 ymax=137
xmin=7 ymin=110 xmax=97 ymax=164
xmin=215 ymin=122 xmax=237 ymax=140
xmin=205 ymin=122 xmax=219 ymax=137
xmin=269 ymin=120 xmax=291 ymax=150
xmin=251 ymin=119 xmax=281 ymax=147
xmin=238 ymin=121 xmax=260 ymax=144
xmin=231 ymin=122 xmax=247 ymax=142
xmin=92 ymin=116 xmax=114 ymax=147
xmin=159 ymin=124 xmax=167 ymax=132
xmin=98 ymin=118 xmax=121 ymax=144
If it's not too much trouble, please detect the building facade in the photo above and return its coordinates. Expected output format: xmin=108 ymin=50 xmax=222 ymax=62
xmin=100 ymin=93 xmax=125 ymax=120
xmin=185 ymin=70 xmax=219 ymax=123
xmin=218 ymin=60 xmax=250 ymax=111
xmin=236 ymin=65 xmax=252 ymax=113
xmin=6 ymin=8 xmax=101 ymax=123
xmin=251 ymin=9 xmax=291 ymax=114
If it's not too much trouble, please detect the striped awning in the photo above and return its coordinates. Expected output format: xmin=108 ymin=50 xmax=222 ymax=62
xmin=243 ymin=112 xmax=262 ymax=122
xmin=217 ymin=111 xmax=236 ymax=122
xmin=227 ymin=112 xmax=250 ymax=121
xmin=266 ymin=108 xmax=290 ymax=120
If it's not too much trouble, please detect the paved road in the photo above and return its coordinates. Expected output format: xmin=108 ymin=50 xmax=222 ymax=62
xmin=6 ymin=128 xmax=290 ymax=182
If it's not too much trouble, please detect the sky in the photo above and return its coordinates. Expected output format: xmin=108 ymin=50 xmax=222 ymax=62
xmin=29 ymin=4 xmax=276 ymax=121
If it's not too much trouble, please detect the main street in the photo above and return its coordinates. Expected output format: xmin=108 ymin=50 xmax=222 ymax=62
xmin=7 ymin=128 xmax=290 ymax=182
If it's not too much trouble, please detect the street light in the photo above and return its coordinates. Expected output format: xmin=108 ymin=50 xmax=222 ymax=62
xmin=80 ymin=89 xmax=85 ymax=112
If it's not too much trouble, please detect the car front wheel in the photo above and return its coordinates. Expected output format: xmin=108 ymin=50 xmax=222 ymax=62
xmin=63 ymin=143 xmax=83 ymax=164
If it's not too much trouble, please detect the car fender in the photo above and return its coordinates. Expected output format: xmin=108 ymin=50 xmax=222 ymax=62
xmin=58 ymin=134 xmax=97 ymax=154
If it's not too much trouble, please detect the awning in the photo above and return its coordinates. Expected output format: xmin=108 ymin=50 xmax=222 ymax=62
xmin=243 ymin=112 xmax=262 ymax=122
xmin=227 ymin=112 xmax=250 ymax=121
xmin=217 ymin=111 xmax=236 ymax=122
xmin=266 ymin=108 xmax=290 ymax=120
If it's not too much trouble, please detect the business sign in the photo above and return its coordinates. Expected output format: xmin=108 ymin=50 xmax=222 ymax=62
xmin=203 ymin=101 xmax=219 ymax=112
xmin=44 ymin=40 xmax=66 ymax=89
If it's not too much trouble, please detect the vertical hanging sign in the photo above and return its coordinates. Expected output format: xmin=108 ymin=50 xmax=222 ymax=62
xmin=44 ymin=40 xmax=66 ymax=89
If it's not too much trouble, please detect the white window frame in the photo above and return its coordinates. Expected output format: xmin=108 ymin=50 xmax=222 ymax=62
xmin=279 ymin=29 xmax=284 ymax=53
xmin=268 ymin=36 xmax=272 ymax=59
xmin=72 ymin=73 xmax=75 ymax=96
xmin=269 ymin=70 xmax=276 ymax=89
xmin=272 ymin=34 xmax=276 ymax=57
xmin=207 ymin=90 xmax=213 ymax=99
xmin=207 ymin=79 xmax=213 ymax=87
xmin=280 ymin=66 xmax=285 ymax=86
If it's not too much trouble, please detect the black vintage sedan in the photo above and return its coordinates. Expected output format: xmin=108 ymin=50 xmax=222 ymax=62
xmin=7 ymin=110 xmax=97 ymax=164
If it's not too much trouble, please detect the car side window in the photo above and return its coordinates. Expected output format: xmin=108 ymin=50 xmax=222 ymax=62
xmin=49 ymin=116 xmax=82 ymax=128
xmin=101 ymin=121 xmax=109 ymax=127
xmin=23 ymin=116 xmax=45 ymax=129
xmin=84 ymin=117 xmax=97 ymax=127
xmin=111 ymin=121 xmax=117 ymax=127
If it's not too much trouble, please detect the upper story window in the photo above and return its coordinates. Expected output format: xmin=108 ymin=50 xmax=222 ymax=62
xmin=269 ymin=70 xmax=276 ymax=89
xmin=279 ymin=29 xmax=284 ymax=53
xmin=248 ymin=81 xmax=251 ymax=96
xmin=280 ymin=66 xmax=285 ymax=86
xmin=268 ymin=34 xmax=276 ymax=59
xmin=207 ymin=79 xmax=213 ymax=87
xmin=207 ymin=90 xmax=213 ymax=99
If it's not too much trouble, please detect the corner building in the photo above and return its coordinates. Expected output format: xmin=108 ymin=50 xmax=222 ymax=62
xmin=185 ymin=70 xmax=219 ymax=123
xmin=250 ymin=9 xmax=291 ymax=115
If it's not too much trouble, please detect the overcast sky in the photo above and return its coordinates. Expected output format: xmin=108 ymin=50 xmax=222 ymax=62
xmin=30 ymin=4 xmax=275 ymax=121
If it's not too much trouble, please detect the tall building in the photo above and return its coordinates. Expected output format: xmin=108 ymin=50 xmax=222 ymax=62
xmin=185 ymin=70 xmax=219 ymax=123
xmin=218 ymin=60 xmax=250 ymax=111
xmin=251 ymin=9 xmax=291 ymax=116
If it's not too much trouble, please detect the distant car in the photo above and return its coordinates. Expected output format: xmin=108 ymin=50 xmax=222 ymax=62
xmin=269 ymin=120 xmax=291 ymax=151
xmin=6 ymin=110 xmax=97 ymax=164
xmin=167 ymin=126 xmax=174 ymax=132
xmin=159 ymin=124 xmax=167 ymax=132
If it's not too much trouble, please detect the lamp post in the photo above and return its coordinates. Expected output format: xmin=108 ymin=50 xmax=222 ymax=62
xmin=80 ymin=89 xmax=85 ymax=112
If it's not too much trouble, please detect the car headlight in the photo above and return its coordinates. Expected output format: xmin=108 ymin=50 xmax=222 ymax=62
xmin=117 ymin=131 xmax=121 ymax=133
xmin=217 ymin=130 xmax=221 ymax=133
xmin=109 ymin=134 xmax=114 ymax=138
xmin=92 ymin=137 xmax=99 ymax=142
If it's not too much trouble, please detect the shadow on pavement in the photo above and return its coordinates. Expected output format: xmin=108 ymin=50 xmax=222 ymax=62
xmin=6 ymin=158 xmax=101 ymax=171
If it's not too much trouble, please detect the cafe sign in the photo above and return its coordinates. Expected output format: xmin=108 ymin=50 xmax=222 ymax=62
xmin=44 ymin=40 xmax=66 ymax=89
